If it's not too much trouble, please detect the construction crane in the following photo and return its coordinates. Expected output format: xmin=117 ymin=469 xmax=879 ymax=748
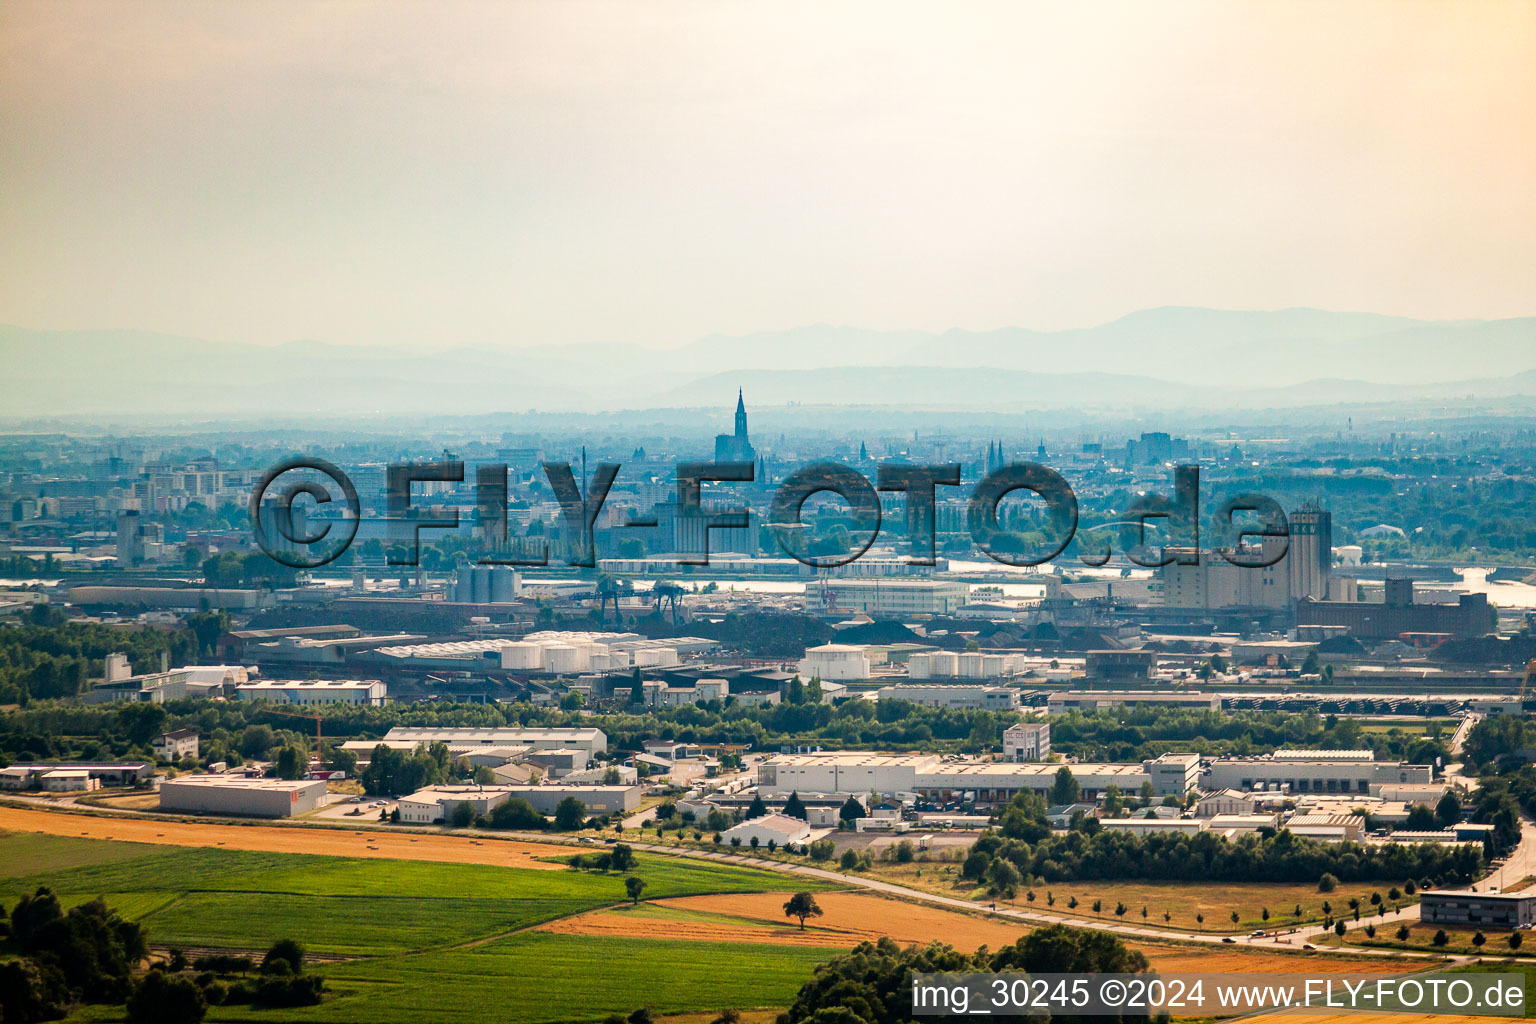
xmin=1520 ymin=659 xmax=1536 ymax=703
xmin=260 ymin=706 xmax=325 ymax=767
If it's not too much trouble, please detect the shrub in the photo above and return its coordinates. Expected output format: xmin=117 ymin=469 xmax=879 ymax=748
xmin=1318 ymin=873 xmax=1338 ymax=892
xmin=126 ymin=970 xmax=206 ymax=1024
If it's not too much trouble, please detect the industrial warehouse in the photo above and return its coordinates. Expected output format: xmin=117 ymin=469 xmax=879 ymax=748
xmin=158 ymin=775 xmax=328 ymax=818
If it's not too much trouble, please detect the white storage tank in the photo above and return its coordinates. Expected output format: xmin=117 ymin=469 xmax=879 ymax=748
xmin=499 ymin=642 xmax=545 ymax=671
xmin=633 ymin=648 xmax=678 ymax=668
xmin=544 ymin=644 xmax=588 ymax=673
xmin=930 ymin=651 xmax=958 ymax=677
xmin=908 ymin=652 xmax=933 ymax=679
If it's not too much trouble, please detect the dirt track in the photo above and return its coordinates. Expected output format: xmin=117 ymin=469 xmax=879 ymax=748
xmin=0 ymin=803 xmax=572 ymax=869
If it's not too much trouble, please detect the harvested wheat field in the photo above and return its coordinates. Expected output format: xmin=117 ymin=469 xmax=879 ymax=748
xmin=542 ymin=891 xmax=1028 ymax=950
xmin=0 ymin=803 xmax=573 ymax=869
xmin=1140 ymin=948 xmax=1417 ymax=976
xmin=544 ymin=891 xmax=1426 ymax=981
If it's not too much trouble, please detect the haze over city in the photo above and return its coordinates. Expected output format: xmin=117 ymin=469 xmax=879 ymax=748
xmin=3 ymin=1 xmax=1534 ymax=354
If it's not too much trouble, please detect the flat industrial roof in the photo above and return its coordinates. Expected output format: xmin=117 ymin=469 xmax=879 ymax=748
xmin=162 ymin=775 xmax=322 ymax=791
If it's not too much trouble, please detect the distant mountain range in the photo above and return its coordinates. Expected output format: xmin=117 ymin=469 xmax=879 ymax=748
xmin=3 ymin=307 xmax=1533 ymax=421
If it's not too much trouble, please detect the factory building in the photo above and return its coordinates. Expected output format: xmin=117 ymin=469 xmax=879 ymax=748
xmin=497 ymin=785 xmax=640 ymax=816
xmin=90 ymin=662 xmax=249 ymax=703
xmin=397 ymin=783 xmax=641 ymax=823
xmin=719 ymin=813 xmax=813 ymax=849
xmin=798 ymin=644 xmax=871 ymax=681
xmin=1047 ymin=691 xmax=1221 ymax=712
xmin=757 ymin=751 xmax=1201 ymax=805
xmin=1203 ymin=751 xmax=1433 ymax=794
xmin=395 ymin=785 xmax=519 ymax=824
xmin=1296 ymin=579 xmax=1496 ymax=640
xmin=374 ymin=726 xmax=608 ymax=756
xmin=371 ymin=632 xmax=715 ymax=674
xmin=876 ymin=684 xmax=1020 ymax=711
xmin=1420 ymin=891 xmax=1536 ymax=928
xmin=235 ymin=679 xmax=387 ymax=705
xmin=0 ymin=762 xmax=154 ymax=790
xmin=158 ymin=775 xmax=326 ymax=818
xmin=805 ymin=578 xmax=971 ymax=616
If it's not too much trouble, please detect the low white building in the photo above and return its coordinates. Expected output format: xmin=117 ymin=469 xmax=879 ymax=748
xmin=806 ymin=578 xmax=971 ymax=616
xmin=721 ymin=812 xmax=813 ymax=849
xmin=397 ymin=785 xmax=516 ymax=824
xmin=1205 ymin=812 xmax=1281 ymax=833
xmin=1099 ymin=818 xmax=1204 ymax=835
xmin=798 ymin=644 xmax=871 ymax=681
xmin=561 ymin=763 xmax=639 ymax=786
xmin=39 ymin=769 xmax=98 ymax=792
xmin=236 ymin=679 xmax=387 ymax=705
xmin=1194 ymin=789 xmax=1257 ymax=817
xmin=159 ymin=775 xmax=325 ymax=817
xmin=877 ymin=684 xmax=1019 ymax=711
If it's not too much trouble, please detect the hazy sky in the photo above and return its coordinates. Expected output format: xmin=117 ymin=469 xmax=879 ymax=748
xmin=2 ymin=1 xmax=1532 ymax=349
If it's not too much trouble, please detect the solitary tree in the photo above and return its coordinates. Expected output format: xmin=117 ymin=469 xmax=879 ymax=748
xmin=1396 ymin=924 xmax=1411 ymax=941
xmin=782 ymin=792 xmax=808 ymax=821
xmin=1335 ymin=920 xmax=1347 ymax=938
xmin=1195 ymin=913 xmax=1204 ymax=930
xmin=1230 ymin=910 xmax=1240 ymax=926
xmin=1509 ymin=931 xmax=1524 ymax=950
xmin=783 ymin=892 xmax=823 ymax=931
xmin=746 ymin=794 xmax=768 ymax=819
xmin=1067 ymin=896 xmax=1079 ymax=910
xmin=625 ymin=876 xmax=647 ymax=905
xmin=1473 ymin=931 xmax=1486 ymax=949
xmin=1432 ymin=930 xmax=1449 ymax=947
xmin=1365 ymin=924 xmax=1376 ymax=938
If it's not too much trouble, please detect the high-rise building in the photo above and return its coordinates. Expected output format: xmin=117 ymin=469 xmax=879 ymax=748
xmin=115 ymin=510 xmax=144 ymax=567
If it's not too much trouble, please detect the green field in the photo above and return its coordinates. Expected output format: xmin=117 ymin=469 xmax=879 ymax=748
xmin=205 ymin=934 xmax=841 ymax=1024
xmin=0 ymin=830 xmax=159 ymax=877
xmin=2 ymin=830 xmax=843 ymax=1024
